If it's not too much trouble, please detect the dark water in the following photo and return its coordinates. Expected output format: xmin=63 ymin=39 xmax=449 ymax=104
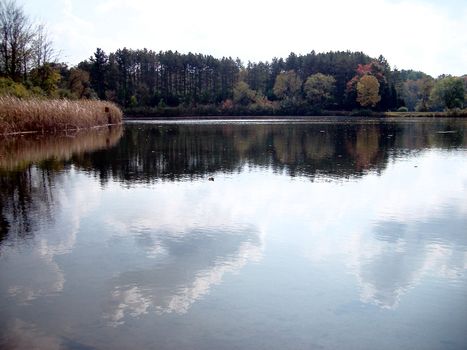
xmin=1 ymin=118 xmax=466 ymax=350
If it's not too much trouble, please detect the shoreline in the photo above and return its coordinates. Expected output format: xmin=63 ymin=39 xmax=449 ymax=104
xmin=124 ymin=111 xmax=467 ymax=121
xmin=0 ymin=123 xmax=122 ymax=136
xmin=2 ymin=99 xmax=465 ymax=136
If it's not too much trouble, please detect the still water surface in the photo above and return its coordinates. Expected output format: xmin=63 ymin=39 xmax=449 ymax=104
xmin=1 ymin=119 xmax=467 ymax=349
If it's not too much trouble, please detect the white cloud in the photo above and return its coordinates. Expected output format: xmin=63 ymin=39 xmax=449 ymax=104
xmin=23 ymin=0 xmax=467 ymax=76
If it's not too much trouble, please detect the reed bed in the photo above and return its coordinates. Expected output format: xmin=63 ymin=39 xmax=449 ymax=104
xmin=0 ymin=125 xmax=123 ymax=171
xmin=0 ymin=96 xmax=123 ymax=135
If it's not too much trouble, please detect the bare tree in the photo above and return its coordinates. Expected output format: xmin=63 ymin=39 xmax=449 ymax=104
xmin=30 ymin=23 xmax=56 ymax=69
xmin=0 ymin=0 xmax=33 ymax=80
xmin=0 ymin=0 xmax=57 ymax=82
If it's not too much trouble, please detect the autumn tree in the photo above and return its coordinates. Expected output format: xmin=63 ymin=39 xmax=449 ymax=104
xmin=345 ymin=60 xmax=391 ymax=108
xmin=346 ymin=61 xmax=386 ymax=92
xmin=273 ymin=70 xmax=302 ymax=100
xmin=357 ymin=75 xmax=381 ymax=107
xmin=304 ymin=73 xmax=336 ymax=108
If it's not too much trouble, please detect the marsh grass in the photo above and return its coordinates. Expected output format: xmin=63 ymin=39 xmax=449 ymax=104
xmin=0 ymin=125 xmax=123 ymax=171
xmin=0 ymin=96 xmax=123 ymax=134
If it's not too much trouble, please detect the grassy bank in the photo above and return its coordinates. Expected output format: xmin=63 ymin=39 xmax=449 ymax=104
xmin=124 ymin=106 xmax=467 ymax=119
xmin=0 ymin=97 xmax=123 ymax=135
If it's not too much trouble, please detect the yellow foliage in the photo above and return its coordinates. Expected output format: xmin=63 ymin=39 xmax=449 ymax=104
xmin=0 ymin=78 xmax=31 ymax=98
xmin=357 ymin=75 xmax=381 ymax=107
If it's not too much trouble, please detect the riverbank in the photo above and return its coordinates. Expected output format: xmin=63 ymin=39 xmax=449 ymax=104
xmin=124 ymin=106 xmax=467 ymax=120
xmin=0 ymin=97 xmax=123 ymax=135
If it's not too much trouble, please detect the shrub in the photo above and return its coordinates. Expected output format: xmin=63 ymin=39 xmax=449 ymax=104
xmin=0 ymin=78 xmax=30 ymax=98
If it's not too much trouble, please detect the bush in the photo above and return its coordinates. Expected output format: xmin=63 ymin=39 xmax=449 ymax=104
xmin=0 ymin=77 xmax=30 ymax=98
xmin=397 ymin=106 xmax=408 ymax=112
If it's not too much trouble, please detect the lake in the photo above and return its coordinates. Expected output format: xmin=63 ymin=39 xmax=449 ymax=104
xmin=1 ymin=118 xmax=467 ymax=350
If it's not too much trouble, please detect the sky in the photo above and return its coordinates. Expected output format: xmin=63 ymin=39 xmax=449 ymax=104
xmin=21 ymin=0 xmax=467 ymax=77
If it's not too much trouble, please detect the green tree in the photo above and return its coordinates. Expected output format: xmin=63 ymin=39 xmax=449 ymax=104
xmin=304 ymin=73 xmax=336 ymax=108
xmin=90 ymin=48 xmax=108 ymax=99
xmin=233 ymin=81 xmax=256 ymax=105
xmin=273 ymin=70 xmax=302 ymax=100
xmin=357 ymin=75 xmax=381 ymax=107
xmin=29 ymin=63 xmax=60 ymax=96
xmin=429 ymin=76 xmax=465 ymax=110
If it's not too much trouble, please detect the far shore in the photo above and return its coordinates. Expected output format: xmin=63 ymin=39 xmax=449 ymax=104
xmin=124 ymin=110 xmax=467 ymax=120
xmin=1 ymin=97 xmax=466 ymax=136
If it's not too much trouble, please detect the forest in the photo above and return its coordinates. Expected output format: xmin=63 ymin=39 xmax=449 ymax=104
xmin=0 ymin=0 xmax=466 ymax=117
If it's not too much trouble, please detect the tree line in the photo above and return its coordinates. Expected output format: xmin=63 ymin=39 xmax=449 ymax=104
xmin=0 ymin=0 xmax=465 ymax=114
xmin=75 ymin=48 xmax=467 ymax=115
xmin=75 ymin=49 xmax=398 ymax=111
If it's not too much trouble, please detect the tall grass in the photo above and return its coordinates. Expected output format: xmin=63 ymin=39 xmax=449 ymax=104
xmin=0 ymin=96 xmax=123 ymax=134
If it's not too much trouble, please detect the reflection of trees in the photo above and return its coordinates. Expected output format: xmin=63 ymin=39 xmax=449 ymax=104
xmin=0 ymin=169 xmax=55 ymax=243
xmin=0 ymin=126 xmax=123 ymax=242
xmin=78 ymin=120 xmax=466 ymax=185
xmin=346 ymin=126 xmax=383 ymax=171
xmin=1 ymin=120 xmax=465 ymax=240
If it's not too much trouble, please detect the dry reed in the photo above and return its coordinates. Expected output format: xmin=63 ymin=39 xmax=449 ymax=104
xmin=0 ymin=96 xmax=123 ymax=135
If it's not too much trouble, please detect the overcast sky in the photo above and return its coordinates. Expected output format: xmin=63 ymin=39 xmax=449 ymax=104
xmin=22 ymin=0 xmax=467 ymax=77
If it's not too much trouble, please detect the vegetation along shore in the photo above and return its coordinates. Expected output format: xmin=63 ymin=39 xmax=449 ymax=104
xmin=0 ymin=97 xmax=122 ymax=135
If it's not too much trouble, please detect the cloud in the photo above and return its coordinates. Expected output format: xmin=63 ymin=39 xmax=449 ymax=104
xmin=103 ymin=225 xmax=264 ymax=325
xmin=0 ymin=170 xmax=102 ymax=304
xmin=24 ymin=0 xmax=467 ymax=76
